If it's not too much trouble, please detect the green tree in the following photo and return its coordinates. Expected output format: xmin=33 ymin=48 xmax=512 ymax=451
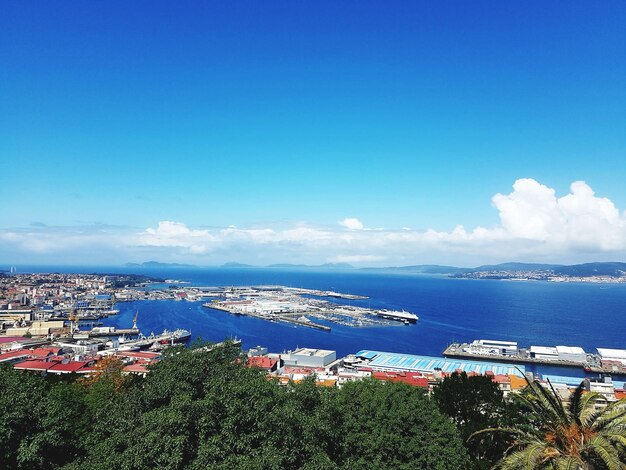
xmin=335 ymin=379 xmax=469 ymax=469
xmin=474 ymin=379 xmax=626 ymax=469
xmin=433 ymin=371 xmax=514 ymax=468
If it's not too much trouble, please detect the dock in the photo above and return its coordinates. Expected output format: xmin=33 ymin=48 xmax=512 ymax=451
xmin=276 ymin=315 xmax=331 ymax=331
xmin=442 ymin=343 xmax=621 ymax=374
xmin=442 ymin=344 xmax=589 ymax=369
xmin=83 ymin=328 xmax=141 ymax=337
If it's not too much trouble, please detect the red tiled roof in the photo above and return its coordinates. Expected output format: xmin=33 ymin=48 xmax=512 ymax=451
xmin=115 ymin=351 xmax=161 ymax=360
xmin=123 ymin=363 xmax=150 ymax=374
xmin=492 ymin=374 xmax=511 ymax=384
xmin=48 ymin=361 xmax=90 ymax=373
xmin=14 ymin=359 xmax=60 ymax=371
xmin=372 ymin=371 xmax=429 ymax=388
xmin=247 ymin=356 xmax=278 ymax=369
xmin=0 ymin=336 xmax=26 ymax=344
xmin=30 ymin=347 xmax=62 ymax=357
xmin=0 ymin=349 xmax=31 ymax=362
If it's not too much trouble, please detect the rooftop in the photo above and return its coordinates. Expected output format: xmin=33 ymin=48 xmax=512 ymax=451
xmin=356 ymin=350 xmax=525 ymax=376
xmin=293 ymin=348 xmax=335 ymax=357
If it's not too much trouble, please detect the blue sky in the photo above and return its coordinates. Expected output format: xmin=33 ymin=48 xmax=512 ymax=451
xmin=1 ymin=2 xmax=625 ymax=266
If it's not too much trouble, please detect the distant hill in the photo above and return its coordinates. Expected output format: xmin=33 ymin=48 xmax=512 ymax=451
xmin=125 ymin=261 xmax=197 ymax=268
xmin=362 ymin=265 xmax=471 ymax=275
xmin=221 ymin=262 xmax=255 ymax=268
xmin=266 ymin=263 xmax=354 ymax=270
xmin=472 ymin=262 xmax=562 ymax=272
xmin=553 ymin=262 xmax=626 ymax=277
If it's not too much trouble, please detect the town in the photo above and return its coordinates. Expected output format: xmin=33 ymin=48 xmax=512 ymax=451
xmin=1 ymin=271 xmax=625 ymax=406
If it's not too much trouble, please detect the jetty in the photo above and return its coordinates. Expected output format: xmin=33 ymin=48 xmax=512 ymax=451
xmin=443 ymin=340 xmax=626 ymax=374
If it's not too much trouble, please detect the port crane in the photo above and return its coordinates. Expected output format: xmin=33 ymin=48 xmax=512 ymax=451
xmin=132 ymin=310 xmax=139 ymax=330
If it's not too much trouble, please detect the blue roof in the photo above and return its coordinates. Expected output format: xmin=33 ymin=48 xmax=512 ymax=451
xmin=355 ymin=350 xmax=525 ymax=377
xmin=542 ymin=375 xmax=584 ymax=386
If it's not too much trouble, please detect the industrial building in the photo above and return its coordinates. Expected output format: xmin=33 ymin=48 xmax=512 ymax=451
xmin=529 ymin=345 xmax=587 ymax=364
xmin=466 ymin=339 xmax=518 ymax=356
xmin=355 ymin=350 xmax=525 ymax=376
xmin=281 ymin=348 xmax=337 ymax=368
xmin=597 ymin=348 xmax=626 ymax=366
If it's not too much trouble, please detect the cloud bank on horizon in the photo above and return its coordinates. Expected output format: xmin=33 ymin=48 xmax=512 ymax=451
xmin=2 ymin=178 xmax=625 ymax=266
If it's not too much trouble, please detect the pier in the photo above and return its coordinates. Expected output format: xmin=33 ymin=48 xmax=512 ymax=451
xmin=442 ymin=342 xmax=621 ymax=374
xmin=443 ymin=344 xmax=588 ymax=368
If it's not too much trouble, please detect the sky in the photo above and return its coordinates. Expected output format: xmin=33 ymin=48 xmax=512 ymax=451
xmin=1 ymin=1 xmax=625 ymax=267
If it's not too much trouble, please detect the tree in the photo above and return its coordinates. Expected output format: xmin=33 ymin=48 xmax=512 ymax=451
xmin=334 ymin=379 xmax=470 ymax=469
xmin=474 ymin=379 xmax=626 ymax=469
xmin=433 ymin=371 xmax=514 ymax=468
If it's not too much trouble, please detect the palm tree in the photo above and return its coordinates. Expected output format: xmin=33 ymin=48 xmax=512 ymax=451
xmin=472 ymin=378 xmax=626 ymax=469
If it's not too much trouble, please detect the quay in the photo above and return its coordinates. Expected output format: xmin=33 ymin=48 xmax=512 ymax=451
xmin=276 ymin=315 xmax=331 ymax=331
xmin=204 ymin=304 xmax=331 ymax=331
xmin=443 ymin=340 xmax=626 ymax=374
xmin=443 ymin=344 xmax=592 ymax=369
xmin=86 ymin=328 xmax=140 ymax=337
xmin=201 ymin=285 xmax=416 ymax=329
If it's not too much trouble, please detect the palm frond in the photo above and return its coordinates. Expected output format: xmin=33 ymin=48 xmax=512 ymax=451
xmin=581 ymin=434 xmax=624 ymax=470
xmin=567 ymin=382 xmax=586 ymax=426
xmin=554 ymin=455 xmax=584 ymax=470
xmin=498 ymin=442 xmax=552 ymax=470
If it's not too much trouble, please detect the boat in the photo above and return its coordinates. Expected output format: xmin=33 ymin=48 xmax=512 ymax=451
xmin=157 ymin=328 xmax=192 ymax=344
xmin=376 ymin=309 xmax=419 ymax=323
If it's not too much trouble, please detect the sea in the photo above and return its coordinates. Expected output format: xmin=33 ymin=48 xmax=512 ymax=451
xmin=21 ymin=266 xmax=626 ymax=379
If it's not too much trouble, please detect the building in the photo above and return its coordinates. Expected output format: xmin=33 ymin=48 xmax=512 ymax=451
xmin=529 ymin=346 xmax=558 ymax=360
xmin=355 ymin=350 xmax=525 ymax=376
xmin=597 ymin=348 xmax=626 ymax=366
xmin=529 ymin=345 xmax=586 ymax=364
xmin=282 ymin=348 xmax=337 ymax=368
xmin=466 ymin=339 xmax=518 ymax=356
xmin=585 ymin=376 xmax=616 ymax=402
xmin=555 ymin=346 xmax=586 ymax=363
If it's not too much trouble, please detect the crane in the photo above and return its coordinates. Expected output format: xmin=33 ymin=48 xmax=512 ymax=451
xmin=132 ymin=310 xmax=139 ymax=330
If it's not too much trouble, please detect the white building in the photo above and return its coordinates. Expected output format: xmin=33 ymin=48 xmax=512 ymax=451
xmin=282 ymin=348 xmax=337 ymax=368
xmin=467 ymin=339 xmax=518 ymax=356
xmin=597 ymin=348 xmax=626 ymax=366
xmin=530 ymin=346 xmax=558 ymax=360
xmin=530 ymin=345 xmax=586 ymax=364
xmin=555 ymin=346 xmax=586 ymax=363
xmin=585 ymin=376 xmax=616 ymax=403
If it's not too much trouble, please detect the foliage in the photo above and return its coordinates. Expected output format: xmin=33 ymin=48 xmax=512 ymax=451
xmin=77 ymin=355 xmax=127 ymax=391
xmin=0 ymin=343 xmax=470 ymax=469
xmin=433 ymin=371 xmax=518 ymax=468
xmin=335 ymin=378 xmax=470 ymax=469
xmin=474 ymin=378 xmax=626 ymax=469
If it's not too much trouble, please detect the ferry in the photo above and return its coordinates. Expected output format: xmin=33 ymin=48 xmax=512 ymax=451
xmin=376 ymin=309 xmax=419 ymax=323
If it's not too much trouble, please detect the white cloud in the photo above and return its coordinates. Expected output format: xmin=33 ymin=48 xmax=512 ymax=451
xmin=339 ymin=218 xmax=364 ymax=230
xmin=139 ymin=221 xmax=215 ymax=254
xmin=490 ymin=179 xmax=625 ymax=250
xmin=1 ymin=179 xmax=625 ymax=266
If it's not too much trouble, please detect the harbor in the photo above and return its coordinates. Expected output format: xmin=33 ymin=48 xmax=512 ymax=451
xmin=202 ymin=285 xmax=419 ymax=330
xmin=443 ymin=339 xmax=626 ymax=374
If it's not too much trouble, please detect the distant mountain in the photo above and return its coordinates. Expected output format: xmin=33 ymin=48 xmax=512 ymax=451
xmin=266 ymin=263 xmax=354 ymax=270
xmin=553 ymin=262 xmax=626 ymax=277
xmin=472 ymin=262 xmax=563 ymax=272
xmin=362 ymin=265 xmax=471 ymax=275
xmin=125 ymin=261 xmax=197 ymax=268
xmin=451 ymin=261 xmax=626 ymax=280
xmin=221 ymin=262 xmax=254 ymax=268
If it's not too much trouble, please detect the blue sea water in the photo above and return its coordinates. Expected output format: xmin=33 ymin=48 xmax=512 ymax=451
xmin=20 ymin=266 xmax=626 ymax=378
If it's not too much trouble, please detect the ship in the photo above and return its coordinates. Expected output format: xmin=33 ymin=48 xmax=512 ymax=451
xmin=157 ymin=328 xmax=192 ymax=344
xmin=376 ymin=309 xmax=419 ymax=323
